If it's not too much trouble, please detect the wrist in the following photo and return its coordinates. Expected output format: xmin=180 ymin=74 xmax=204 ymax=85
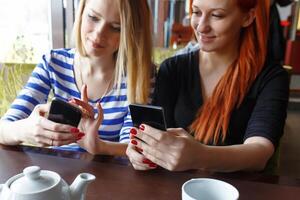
xmin=192 ymin=142 xmax=209 ymax=170
xmin=96 ymin=139 xmax=108 ymax=154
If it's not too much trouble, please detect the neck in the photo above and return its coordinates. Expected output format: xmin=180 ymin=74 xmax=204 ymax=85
xmin=87 ymin=55 xmax=116 ymax=75
xmin=199 ymin=47 xmax=238 ymax=73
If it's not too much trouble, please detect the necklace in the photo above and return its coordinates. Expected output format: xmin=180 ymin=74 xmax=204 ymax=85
xmin=75 ymin=55 xmax=114 ymax=101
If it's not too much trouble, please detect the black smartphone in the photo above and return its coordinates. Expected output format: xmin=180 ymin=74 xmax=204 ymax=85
xmin=129 ymin=104 xmax=167 ymax=131
xmin=48 ymin=98 xmax=82 ymax=127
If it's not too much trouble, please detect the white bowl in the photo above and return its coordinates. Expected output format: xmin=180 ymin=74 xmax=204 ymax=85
xmin=182 ymin=178 xmax=239 ymax=200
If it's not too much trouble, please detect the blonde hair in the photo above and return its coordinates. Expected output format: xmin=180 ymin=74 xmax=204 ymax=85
xmin=73 ymin=0 xmax=153 ymax=104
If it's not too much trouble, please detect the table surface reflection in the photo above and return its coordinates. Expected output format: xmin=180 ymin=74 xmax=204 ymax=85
xmin=0 ymin=144 xmax=299 ymax=200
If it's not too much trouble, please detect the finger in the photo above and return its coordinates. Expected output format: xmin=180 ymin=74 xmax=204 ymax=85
xmin=81 ymin=84 xmax=88 ymax=102
xmin=37 ymin=128 xmax=78 ymax=141
xmin=71 ymin=98 xmax=94 ymax=115
xmin=126 ymin=144 xmax=155 ymax=170
xmin=139 ymin=124 xmax=165 ymax=141
xmin=133 ymin=127 xmax=159 ymax=147
xmin=38 ymin=117 xmax=77 ymax=133
xmin=37 ymin=136 xmax=77 ymax=147
xmin=132 ymin=138 xmax=167 ymax=168
xmin=95 ymin=102 xmax=104 ymax=127
xmin=33 ymin=104 xmax=50 ymax=117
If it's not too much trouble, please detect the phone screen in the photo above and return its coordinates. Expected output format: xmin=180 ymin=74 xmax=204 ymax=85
xmin=48 ymin=98 xmax=82 ymax=127
xmin=129 ymin=104 xmax=167 ymax=131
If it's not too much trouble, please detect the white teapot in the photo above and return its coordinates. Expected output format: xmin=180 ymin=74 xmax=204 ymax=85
xmin=0 ymin=166 xmax=95 ymax=200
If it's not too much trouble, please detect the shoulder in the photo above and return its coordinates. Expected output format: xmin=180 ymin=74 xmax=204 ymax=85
xmin=250 ymin=61 xmax=289 ymax=96
xmin=159 ymin=50 xmax=199 ymax=75
xmin=257 ymin=61 xmax=288 ymax=84
xmin=48 ymin=48 xmax=75 ymax=60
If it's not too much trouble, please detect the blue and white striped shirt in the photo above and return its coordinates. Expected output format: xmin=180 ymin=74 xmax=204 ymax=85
xmin=1 ymin=48 xmax=132 ymax=151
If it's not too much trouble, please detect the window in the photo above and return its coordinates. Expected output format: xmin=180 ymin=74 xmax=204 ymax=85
xmin=0 ymin=0 xmax=51 ymax=63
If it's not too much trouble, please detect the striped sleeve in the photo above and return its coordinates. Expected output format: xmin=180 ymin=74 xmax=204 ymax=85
xmin=1 ymin=54 xmax=52 ymax=121
xmin=119 ymin=107 xmax=132 ymax=143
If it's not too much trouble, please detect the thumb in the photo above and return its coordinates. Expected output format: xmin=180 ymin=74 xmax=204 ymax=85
xmin=34 ymin=103 xmax=50 ymax=117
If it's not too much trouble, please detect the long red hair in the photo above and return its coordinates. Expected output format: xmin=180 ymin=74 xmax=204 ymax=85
xmin=190 ymin=0 xmax=270 ymax=144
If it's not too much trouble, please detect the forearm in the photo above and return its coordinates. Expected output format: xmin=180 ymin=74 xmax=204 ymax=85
xmin=97 ymin=141 xmax=128 ymax=156
xmin=193 ymin=142 xmax=274 ymax=172
xmin=0 ymin=120 xmax=25 ymax=145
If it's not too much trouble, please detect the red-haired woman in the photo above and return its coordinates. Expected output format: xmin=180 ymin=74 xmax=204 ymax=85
xmin=126 ymin=0 xmax=289 ymax=172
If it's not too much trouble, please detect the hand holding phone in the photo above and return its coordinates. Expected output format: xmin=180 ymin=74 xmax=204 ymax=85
xmin=48 ymin=98 xmax=82 ymax=127
xmin=129 ymin=104 xmax=167 ymax=131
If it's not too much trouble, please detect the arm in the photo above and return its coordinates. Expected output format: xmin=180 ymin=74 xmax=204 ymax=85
xmin=128 ymin=65 xmax=289 ymax=172
xmin=0 ymin=104 xmax=78 ymax=146
xmin=0 ymin=54 xmax=78 ymax=146
xmin=129 ymin=126 xmax=273 ymax=172
xmin=71 ymin=85 xmax=127 ymax=156
xmin=192 ymin=137 xmax=274 ymax=172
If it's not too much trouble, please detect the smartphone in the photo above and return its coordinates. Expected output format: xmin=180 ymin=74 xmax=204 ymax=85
xmin=129 ymin=104 xmax=167 ymax=131
xmin=48 ymin=98 xmax=82 ymax=127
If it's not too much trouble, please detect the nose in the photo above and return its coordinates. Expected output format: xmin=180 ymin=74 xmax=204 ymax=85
xmin=195 ymin=16 xmax=211 ymax=34
xmin=94 ymin=21 xmax=108 ymax=39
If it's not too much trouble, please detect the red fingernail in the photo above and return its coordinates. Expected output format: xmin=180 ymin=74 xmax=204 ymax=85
xmin=135 ymin=146 xmax=143 ymax=152
xmin=131 ymin=140 xmax=137 ymax=145
xmin=149 ymin=163 xmax=157 ymax=168
xmin=142 ymin=158 xmax=152 ymax=164
xmin=130 ymin=128 xmax=137 ymax=135
xmin=70 ymin=128 xmax=79 ymax=133
xmin=78 ymin=132 xmax=85 ymax=137
xmin=139 ymin=124 xmax=145 ymax=131
xmin=77 ymin=136 xmax=83 ymax=140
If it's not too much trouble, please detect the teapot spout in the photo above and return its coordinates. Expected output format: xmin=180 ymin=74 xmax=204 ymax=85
xmin=70 ymin=173 xmax=96 ymax=200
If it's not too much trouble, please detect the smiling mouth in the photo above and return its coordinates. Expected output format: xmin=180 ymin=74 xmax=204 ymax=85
xmin=92 ymin=42 xmax=105 ymax=49
xmin=199 ymin=35 xmax=216 ymax=42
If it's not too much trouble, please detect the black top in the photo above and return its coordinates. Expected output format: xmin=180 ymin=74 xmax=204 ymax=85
xmin=152 ymin=50 xmax=289 ymax=147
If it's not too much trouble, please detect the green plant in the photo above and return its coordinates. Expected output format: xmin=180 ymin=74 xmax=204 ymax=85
xmin=0 ymin=63 xmax=34 ymax=116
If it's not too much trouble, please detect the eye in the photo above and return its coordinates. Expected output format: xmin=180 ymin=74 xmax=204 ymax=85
xmin=88 ymin=14 xmax=99 ymax=22
xmin=211 ymin=12 xmax=224 ymax=19
xmin=192 ymin=10 xmax=201 ymax=16
xmin=110 ymin=24 xmax=121 ymax=32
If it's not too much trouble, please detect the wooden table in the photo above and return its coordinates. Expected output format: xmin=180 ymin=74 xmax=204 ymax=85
xmin=0 ymin=145 xmax=299 ymax=200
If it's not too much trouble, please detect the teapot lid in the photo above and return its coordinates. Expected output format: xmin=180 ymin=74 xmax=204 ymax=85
xmin=10 ymin=166 xmax=60 ymax=194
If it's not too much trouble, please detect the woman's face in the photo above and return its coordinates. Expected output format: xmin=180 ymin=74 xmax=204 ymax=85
xmin=81 ymin=0 xmax=120 ymax=58
xmin=191 ymin=0 xmax=252 ymax=53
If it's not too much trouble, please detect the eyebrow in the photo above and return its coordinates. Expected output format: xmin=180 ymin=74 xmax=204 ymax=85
xmin=90 ymin=9 xmax=120 ymax=24
xmin=192 ymin=5 xmax=227 ymax=12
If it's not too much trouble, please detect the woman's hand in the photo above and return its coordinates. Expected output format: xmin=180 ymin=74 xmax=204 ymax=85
xmin=69 ymin=85 xmax=104 ymax=155
xmin=19 ymin=103 xmax=80 ymax=146
xmin=127 ymin=124 xmax=201 ymax=171
xmin=126 ymin=128 xmax=157 ymax=170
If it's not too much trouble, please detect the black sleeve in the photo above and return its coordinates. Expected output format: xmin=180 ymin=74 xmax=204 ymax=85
xmin=152 ymin=58 xmax=178 ymax=128
xmin=244 ymin=66 xmax=289 ymax=147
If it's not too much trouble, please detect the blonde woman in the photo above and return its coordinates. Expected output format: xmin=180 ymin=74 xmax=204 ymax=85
xmin=0 ymin=0 xmax=153 ymax=156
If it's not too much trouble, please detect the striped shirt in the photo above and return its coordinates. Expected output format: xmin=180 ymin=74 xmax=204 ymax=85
xmin=1 ymin=48 xmax=133 ymax=151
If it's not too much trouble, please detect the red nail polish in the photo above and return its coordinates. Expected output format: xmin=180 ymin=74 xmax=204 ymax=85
xmin=142 ymin=158 xmax=152 ymax=164
xmin=135 ymin=146 xmax=143 ymax=152
xmin=130 ymin=128 xmax=137 ymax=135
xmin=139 ymin=124 xmax=145 ymax=131
xmin=149 ymin=163 xmax=157 ymax=168
xmin=131 ymin=140 xmax=137 ymax=145
xmin=70 ymin=128 xmax=79 ymax=133
xmin=78 ymin=132 xmax=85 ymax=137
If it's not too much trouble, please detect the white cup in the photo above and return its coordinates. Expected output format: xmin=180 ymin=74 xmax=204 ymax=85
xmin=182 ymin=178 xmax=239 ymax=200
